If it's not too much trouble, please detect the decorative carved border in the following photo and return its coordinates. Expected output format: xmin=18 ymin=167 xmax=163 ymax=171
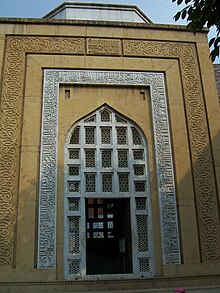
xmin=38 ymin=69 xmax=180 ymax=267
xmin=0 ymin=37 xmax=85 ymax=265
xmin=123 ymin=40 xmax=220 ymax=261
xmin=0 ymin=35 xmax=219 ymax=266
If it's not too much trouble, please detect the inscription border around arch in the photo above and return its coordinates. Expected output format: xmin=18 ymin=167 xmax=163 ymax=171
xmin=37 ymin=69 xmax=181 ymax=268
xmin=1 ymin=35 xmax=219 ymax=267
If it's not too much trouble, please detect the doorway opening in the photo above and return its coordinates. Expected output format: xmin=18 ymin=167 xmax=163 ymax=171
xmin=64 ymin=105 xmax=154 ymax=280
xmin=86 ymin=198 xmax=132 ymax=275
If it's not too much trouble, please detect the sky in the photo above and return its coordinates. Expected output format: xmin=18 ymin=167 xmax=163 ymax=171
xmin=0 ymin=0 xmax=219 ymax=63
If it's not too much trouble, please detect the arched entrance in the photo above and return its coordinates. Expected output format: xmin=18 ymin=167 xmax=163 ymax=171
xmin=64 ymin=105 xmax=154 ymax=280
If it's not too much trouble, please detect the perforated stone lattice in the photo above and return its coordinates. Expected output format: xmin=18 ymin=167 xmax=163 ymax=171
xmin=136 ymin=198 xmax=147 ymax=210
xmin=115 ymin=115 xmax=127 ymax=123
xmin=70 ymin=126 xmax=80 ymax=144
xmin=135 ymin=181 xmax=146 ymax=192
xmin=69 ymin=198 xmax=80 ymax=211
xmin=137 ymin=215 xmax=149 ymax=252
xmin=100 ymin=109 xmax=111 ymax=122
xmin=68 ymin=217 xmax=80 ymax=254
xmin=85 ymin=115 xmax=96 ymax=123
xmin=85 ymin=149 xmax=96 ymax=168
xmin=133 ymin=150 xmax=144 ymax=160
xmin=69 ymin=149 xmax=80 ymax=160
xmin=134 ymin=165 xmax=145 ymax=176
xmin=85 ymin=127 xmax=95 ymax=144
xmin=85 ymin=173 xmax=96 ymax=192
xmin=118 ymin=149 xmax=128 ymax=168
xmin=69 ymin=165 xmax=80 ymax=176
xmin=116 ymin=127 xmax=127 ymax=145
xmin=102 ymin=149 xmax=112 ymax=168
xmin=118 ymin=173 xmax=129 ymax=192
xmin=68 ymin=260 xmax=81 ymax=275
xmin=101 ymin=127 xmax=111 ymax=144
xmin=69 ymin=181 xmax=80 ymax=193
xmin=132 ymin=127 xmax=142 ymax=145
xmin=102 ymin=173 xmax=113 ymax=192
xmin=65 ymin=105 xmax=154 ymax=278
xmin=36 ymin=70 xmax=180 ymax=275
xmin=139 ymin=258 xmax=150 ymax=272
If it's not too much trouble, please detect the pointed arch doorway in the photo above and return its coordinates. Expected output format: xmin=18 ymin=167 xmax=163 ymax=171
xmin=64 ymin=105 xmax=154 ymax=280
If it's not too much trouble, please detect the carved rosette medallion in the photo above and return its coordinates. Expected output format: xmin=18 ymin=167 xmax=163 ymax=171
xmin=123 ymin=39 xmax=220 ymax=261
xmin=38 ymin=69 xmax=181 ymax=267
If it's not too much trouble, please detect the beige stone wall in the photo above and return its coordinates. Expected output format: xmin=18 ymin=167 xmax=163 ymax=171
xmin=0 ymin=19 xmax=220 ymax=287
xmin=214 ymin=64 xmax=220 ymax=104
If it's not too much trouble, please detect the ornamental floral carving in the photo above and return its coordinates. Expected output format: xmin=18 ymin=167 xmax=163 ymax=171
xmin=123 ymin=39 xmax=220 ymax=261
xmin=0 ymin=35 xmax=219 ymax=267
xmin=0 ymin=36 xmax=85 ymax=265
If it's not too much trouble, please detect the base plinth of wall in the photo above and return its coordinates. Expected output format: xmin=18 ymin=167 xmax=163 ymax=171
xmin=0 ymin=275 xmax=220 ymax=293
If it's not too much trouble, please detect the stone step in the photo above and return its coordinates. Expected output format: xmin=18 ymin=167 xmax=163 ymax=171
xmin=55 ymin=287 xmax=220 ymax=293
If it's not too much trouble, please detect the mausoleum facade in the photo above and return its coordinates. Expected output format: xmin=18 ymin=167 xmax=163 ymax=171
xmin=0 ymin=2 xmax=219 ymax=292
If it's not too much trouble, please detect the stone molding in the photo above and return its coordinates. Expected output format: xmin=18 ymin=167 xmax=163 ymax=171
xmin=39 ymin=69 xmax=180 ymax=268
xmin=0 ymin=35 xmax=219 ymax=266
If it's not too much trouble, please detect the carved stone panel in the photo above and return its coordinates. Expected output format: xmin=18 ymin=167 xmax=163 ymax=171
xmin=0 ymin=34 xmax=219 ymax=268
xmin=38 ymin=70 xmax=181 ymax=267
xmin=0 ymin=36 xmax=85 ymax=266
xmin=87 ymin=38 xmax=122 ymax=55
xmin=123 ymin=39 xmax=220 ymax=262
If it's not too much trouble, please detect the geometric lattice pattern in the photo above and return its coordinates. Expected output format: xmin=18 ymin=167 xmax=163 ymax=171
xmin=85 ymin=115 xmax=96 ymax=123
xmin=69 ymin=165 xmax=80 ymax=176
xmin=68 ymin=217 xmax=80 ymax=254
xmin=69 ymin=149 xmax=80 ymax=160
xmin=135 ymin=181 xmax=146 ymax=192
xmin=85 ymin=127 xmax=95 ymax=144
xmin=85 ymin=173 xmax=96 ymax=192
xmin=132 ymin=127 xmax=142 ymax=145
xmin=133 ymin=150 xmax=144 ymax=160
xmin=69 ymin=198 xmax=80 ymax=211
xmin=116 ymin=127 xmax=127 ymax=145
xmin=65 ymin=105 xmax=152 ymax=279
xmin=101 ymin=109 xmax=111 ymax=122
xmin=68 ymin=260 xmax=81 ymax=275
xmin=69 ymin=181 xmax=80 ymax=193
xmin=70 ymin=127 xmax=80 ymax=144
xmin=139 ymin=258 xmax=150 ymax=272
xmin=85 ymin=149 xmax=96 ymax=168
xmin=115 ymin=115 xmax=127 ymax=123
xmin=102 ymin=173 xmax=113 ymax=192
xmin=67 ymin=106 xmax=148 ymax=197
xmin=118 ymin=150 xmax=128 ymax=168
xmin=134 ymin=165 xmax=145 ymax=176
xmin=137 ymin=215 xmax=149 ymax=252
xmin=101 ymin=127 xmax=111 ymax=144
xmin=118 ymin=173 xmax=129 ymax=192
xmin=136 ymin=198 xmax=147 ymax=211
xmin=102 ymin=149 xmax=112 ymax=168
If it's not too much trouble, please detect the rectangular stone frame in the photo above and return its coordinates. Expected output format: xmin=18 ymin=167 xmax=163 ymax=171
xmin=38 ymin=69 xmax=181 ymax=268
xmin=0 ymin=35 xmax=219 ymax=268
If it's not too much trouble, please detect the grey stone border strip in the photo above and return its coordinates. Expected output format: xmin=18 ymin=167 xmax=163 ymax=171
xmin=37 ymin=69 xmax=181 ymax=268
